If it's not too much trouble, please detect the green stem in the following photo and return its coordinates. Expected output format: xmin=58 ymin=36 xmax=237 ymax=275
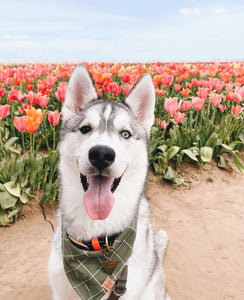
xmin=0 ymin=119 xmax=3 ymax=148
xmin=53 ymin=126 xmax=56 ymax=151
xmin=21 ymin=132 xmax=25 ymax=154
xmin=29 ymin=133 xmax=33 ymax=158
xmin=195 ymin=110 xmax=199 ymax=130
xmin=211 ymin=106 xmax=216 ymax=124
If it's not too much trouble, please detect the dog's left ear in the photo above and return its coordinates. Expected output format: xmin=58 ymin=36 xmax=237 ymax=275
xmin=124 ymin=73 xmax=155 ymax=134
xmin=62 ymin=64 xmax=98 ymax=119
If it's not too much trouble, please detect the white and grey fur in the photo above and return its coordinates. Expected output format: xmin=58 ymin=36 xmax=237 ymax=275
xmin=48 ymin=64 xmax=170 ymax=300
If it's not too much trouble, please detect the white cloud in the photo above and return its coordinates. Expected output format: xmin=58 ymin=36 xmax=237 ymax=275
xmin=2 ymin=34 xmax=31 ymax=40
xmin=179 ymin=8 xmax=200 ymax=16
xmin=213 ymin=8 xmax=228 ymax=14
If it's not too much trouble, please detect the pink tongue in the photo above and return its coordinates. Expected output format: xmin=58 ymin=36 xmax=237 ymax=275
xmin=83 ymin=175 xmax=115 ymax=220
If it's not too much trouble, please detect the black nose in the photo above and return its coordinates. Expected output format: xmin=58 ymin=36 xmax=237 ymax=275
xmin=89 ymin=145 xmax=115 ymax=171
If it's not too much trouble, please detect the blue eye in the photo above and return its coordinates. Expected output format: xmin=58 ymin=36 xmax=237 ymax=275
xmin=121 ymin=130 xmax=131 ymax=139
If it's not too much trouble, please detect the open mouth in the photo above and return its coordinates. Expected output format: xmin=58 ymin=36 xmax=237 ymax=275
xmin=80 ymin=174 xmax=121 ymax=193
xmin=80 ymin=173 xmax=122 ymax=220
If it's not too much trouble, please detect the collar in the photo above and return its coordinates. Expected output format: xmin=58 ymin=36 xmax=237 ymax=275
xmin=67 ymin=232 xmax=119 ymax=251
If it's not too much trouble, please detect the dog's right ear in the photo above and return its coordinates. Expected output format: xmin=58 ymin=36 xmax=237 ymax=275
xmin=62 ymin=64 xmax=98 ymax=119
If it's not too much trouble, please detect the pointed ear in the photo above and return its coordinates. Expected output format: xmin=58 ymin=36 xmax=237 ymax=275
xmin=124 ymin=73 xmax=155 ymax=134
xmin=62 ymin=64 xmax=98 ymax=119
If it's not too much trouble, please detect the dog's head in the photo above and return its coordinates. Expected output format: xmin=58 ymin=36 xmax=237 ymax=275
xmin=60 ymin=65 xmax=155 ymax=222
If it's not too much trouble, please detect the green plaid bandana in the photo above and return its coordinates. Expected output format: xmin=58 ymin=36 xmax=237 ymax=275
xmin=62 ymin=217 xmax=137 ymax=300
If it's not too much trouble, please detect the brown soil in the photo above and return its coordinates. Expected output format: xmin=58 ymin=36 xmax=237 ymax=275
xmin=1 ymin=161 xmax=244 ymax=300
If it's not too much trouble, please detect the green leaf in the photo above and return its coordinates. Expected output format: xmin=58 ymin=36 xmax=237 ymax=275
xmin=200 ymin=146 xmax=213 ymax=162
xmin=0 ymin=207 xmax=10 ymax=226
xmin=8 ymin=205 xmax=21 ymax=218
xmin=0 ymin=191 xmax=18 ymax=209
xmin=4 ymin=181 xmax=21 ymax=198
xmin=182 ymin=149 xmax=199 ymax=161
xmin=164 ymin=166 xmax=175 ymax=180
xmin=0 ymin=183 xmax=5 ymax=192
xmin=20 ymin=193 xmax=29 ymax=204
xmin=166 ymin=146 xmax=180 ymax=161
xmin=163 ymin=166 xmax=184 ymax=186
xmin=157 ymin=145 xmax=168 ymax=153
xmin=217 ymin=155 xmax=233 ymax=172
xmin=230 ymin=151 xmax=244 ymax=174
xmin=4 ymin=137 xmax=19 ymax=150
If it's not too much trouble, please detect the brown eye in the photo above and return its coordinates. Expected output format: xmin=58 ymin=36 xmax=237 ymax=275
xmin=80 ymin=126 xmax=91 ymax=134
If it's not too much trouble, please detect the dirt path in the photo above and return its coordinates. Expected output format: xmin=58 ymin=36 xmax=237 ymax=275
xmin=1 ymin=161 xmax=244 ymax=300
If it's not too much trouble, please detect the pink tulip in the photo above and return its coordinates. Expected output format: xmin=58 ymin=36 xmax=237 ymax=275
xmin=14 ymin=116 xmax=27 ymax=132
xmin=215 ymin=82 xmax=225 ymax=92
xmin=164 ymin=97 xmax=179 ymax=114
xmin=218 ymin=104 xmax=226 ymax=112
xmin=0 ymin=104 xmax=10 ymax=119
xmin=160 ymin=120 xmax=169 ymax=129
xmin=38 ymin=95 xmax=49 ymax=108
xmin=162 ymin=74 xmax=173 ymax=86
xmin=229 ymin=93 xmax=242 ymax=102
xmin=231 ymin=105 xmax=242 ymax=116
xmin=173 ymin=84 xmax=182 ymax=92
xmin=55 ymin=82 xmax=68 ymax=102
xmin=174 ymin=112 xmax=185 ymax=124
xmin=123 ymin=84 xmax=133 ymax=96
xmin=192 ymin=97 xmax=204 ymax=111
xmin=225 ymin=83 xmax=234 ymax=92
xmin=17 ymin=91 xmax=28 ymax=102
xmin=210 ymin=92 xmax=222 ymax=106
xmin=197 ymin=87 xmax=209 ymax=100
xmin=182 ymin=100 xmax=192 ymax=111
xmin=236 ymin=86 xmax=244 ymax=100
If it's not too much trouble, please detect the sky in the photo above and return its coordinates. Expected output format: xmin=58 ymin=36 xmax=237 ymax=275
xmin=0 ymin=0 xmax=244 ymax=63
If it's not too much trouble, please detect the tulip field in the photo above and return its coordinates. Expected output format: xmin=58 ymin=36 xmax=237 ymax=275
xmin=0 ymin=62 xmax=244 ymax=225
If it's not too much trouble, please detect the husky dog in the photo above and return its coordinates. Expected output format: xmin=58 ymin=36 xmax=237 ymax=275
xmin=48 ymin=64 xmax=170 ymax=300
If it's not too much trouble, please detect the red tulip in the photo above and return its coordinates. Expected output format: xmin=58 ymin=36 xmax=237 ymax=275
xmin=0 ymin=87 xmax=5 ymax=98
xmin=7 ymin=86 xmax=18 ymax=103
xmin=0 ymin=104 xmax=10 ymax=119
xmin=48 ymin=110 xmax=62 ymax=126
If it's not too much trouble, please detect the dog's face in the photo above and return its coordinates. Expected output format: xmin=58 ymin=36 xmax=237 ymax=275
xmin=60 ymin=65 xmax=155 ymax=222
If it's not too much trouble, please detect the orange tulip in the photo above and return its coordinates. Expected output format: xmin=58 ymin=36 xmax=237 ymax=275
xmin=181 ymin=88 xmax=190 ymax=97
xmin=24 ymin=107 xmax=46 ymax=133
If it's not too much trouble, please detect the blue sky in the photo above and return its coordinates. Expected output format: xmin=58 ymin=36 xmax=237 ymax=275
xmin=0 ymin=0 xmax=244 ymax=62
